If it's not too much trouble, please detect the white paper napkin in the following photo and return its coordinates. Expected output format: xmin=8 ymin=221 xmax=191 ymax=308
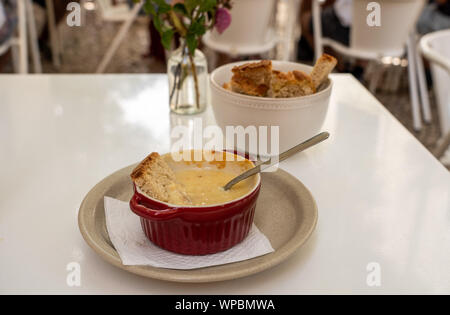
xmin=104 ymin=196 xmax=274 ymax=269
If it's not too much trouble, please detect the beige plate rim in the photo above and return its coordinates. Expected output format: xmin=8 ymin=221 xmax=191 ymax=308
xmin=78 ymin=164 xmax=318 ymax=283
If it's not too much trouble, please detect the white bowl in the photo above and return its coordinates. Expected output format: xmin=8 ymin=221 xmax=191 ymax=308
xmin=210 ymin=60 xmax=333 ymax=154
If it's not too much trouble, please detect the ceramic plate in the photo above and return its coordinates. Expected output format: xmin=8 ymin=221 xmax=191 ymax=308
xmin=78 ymin=164 xmax=318 ymax=283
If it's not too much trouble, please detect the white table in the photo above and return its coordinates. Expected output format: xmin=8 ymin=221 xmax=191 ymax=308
xmin=0 ymin=74 xmax=449 ymax=294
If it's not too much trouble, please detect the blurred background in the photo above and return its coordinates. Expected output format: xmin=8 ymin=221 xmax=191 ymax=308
xmin=1 ymin=0 xmax=449 ymax=167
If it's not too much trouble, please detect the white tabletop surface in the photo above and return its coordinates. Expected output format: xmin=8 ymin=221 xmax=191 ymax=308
xmin=0 ymin=74 xmax=449 ymax=294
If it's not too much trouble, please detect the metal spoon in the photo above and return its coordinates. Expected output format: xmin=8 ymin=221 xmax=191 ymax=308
xmin=223 ymin=131 xmax=330 ymax=191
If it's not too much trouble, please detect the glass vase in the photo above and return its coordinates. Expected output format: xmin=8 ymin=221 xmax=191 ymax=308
xmin=167 ymin=44 xmax=208 ymax=115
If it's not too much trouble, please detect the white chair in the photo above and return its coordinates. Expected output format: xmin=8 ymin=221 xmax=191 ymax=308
xmin=275 ymin=0 xmax=302 ymax=61
xmin=0 ymin=0 xmax=42 ymax=73
xmin=313 ymin=0 xmax=430 ymax=131
xmin=202 ymin=0 xmax=279 ymax=59
xmin=95 ymin=0 xmax=143 ymax=73
xmin=96 ymin=0 xmax=133 ymax=22
xmin=420 ymin=29 xmax=450 ymax=163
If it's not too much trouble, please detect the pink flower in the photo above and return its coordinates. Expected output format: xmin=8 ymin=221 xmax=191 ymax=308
xmin=215 ymin=8 xmax=231 ymax=34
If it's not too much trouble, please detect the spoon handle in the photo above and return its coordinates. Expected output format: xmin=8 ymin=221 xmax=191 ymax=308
xmin=223 ymin=132 xmax=330 ymax=191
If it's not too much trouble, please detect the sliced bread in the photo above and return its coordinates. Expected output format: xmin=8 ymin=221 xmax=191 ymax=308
xmin=268 ymin=70 xmax=316 ymax=98
xmin=309 ymin=54 xmax=337 ymax=89
xmin=130 ymin=152 xmax=191 ymax=205
xmin=230 ymin=60 xmax=272 ymax=97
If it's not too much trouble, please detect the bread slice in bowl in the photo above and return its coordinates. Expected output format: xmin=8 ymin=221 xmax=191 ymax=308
xmin=130 ymin=152 xmax=192 ymax=205
xmin=222 ymin=54 xmax=337 ymax=98
xmin=268 ymin=70 xmax=316 ymax=98
xmin=230 ymin=60 xmax=272 ymax=97
xmin=310 ymin=54 xmax=337 ymax=89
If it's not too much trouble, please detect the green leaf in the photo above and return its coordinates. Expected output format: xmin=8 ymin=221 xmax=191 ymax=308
xmin=189 ymin=19 xmax=206 ymax=36
xmin=185 ymin=0 xmax=200 ymax=15
xmin=199 ymin=0 xmax=217 ymax=12
xmin=168 ymin=10 xmax=187 ymax=36
xmin=154 ymin=0 xmax=171 ymax=14
xmin=173 ymin=3 xmax=188 ymax=15
xmin=197 ymin=15 xmax=206 ymax=25
xmin=186 ymin=33 xmax=198 ymax=55
xmin=161 ymin=29 xmax=174 ymax=50
xmin=143 ymin=0 xmax=156 ymax=16
xmin=152 ymin=14 xmax=163 ymax=33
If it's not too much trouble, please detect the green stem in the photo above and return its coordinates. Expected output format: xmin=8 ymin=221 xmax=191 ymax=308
xmin=188 ymin=51 xmax=200 ymax=109
xmin=169 ymin=42 xmax=187 ymax=107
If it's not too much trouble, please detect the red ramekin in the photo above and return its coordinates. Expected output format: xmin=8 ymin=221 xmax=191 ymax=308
xmin=129 ymin=169 xmax=261 ymax=255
